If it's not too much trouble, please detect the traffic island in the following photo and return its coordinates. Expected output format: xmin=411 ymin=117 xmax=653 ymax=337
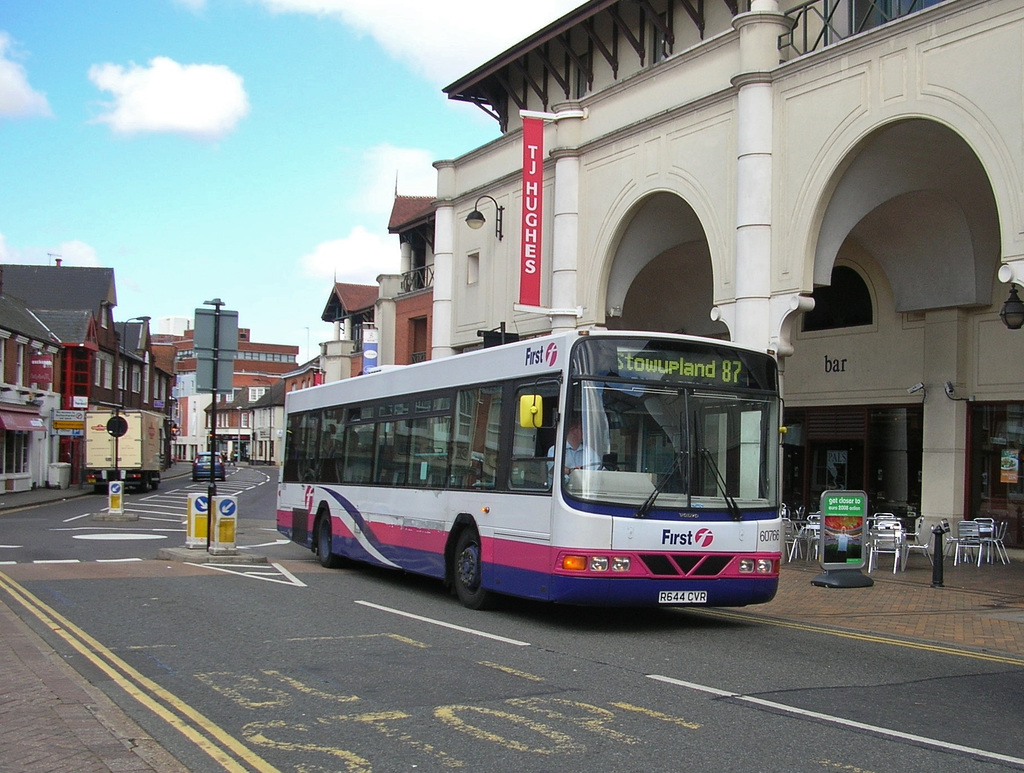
xmin=90 ymin=511 xmax=139 ymax=522
xmin=158 ymin=547 xmax=268 ymax=565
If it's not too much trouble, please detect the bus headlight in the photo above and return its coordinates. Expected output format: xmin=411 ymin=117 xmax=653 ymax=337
xmin=590 ymin=557 xmax=609 ymax=572
xmin=738 ymin=559 xmax=755 ymax=573
xmin=611 ymin=557 xmax=631 ymax=572
xmin=757 ymin=558 xmax=775 ymax=574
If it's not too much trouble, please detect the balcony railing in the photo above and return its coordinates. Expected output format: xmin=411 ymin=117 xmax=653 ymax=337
xmin=780 ymin=0 xmax=943 ymax=58
xmin=401 ymin=265 xmax=434 ymax=294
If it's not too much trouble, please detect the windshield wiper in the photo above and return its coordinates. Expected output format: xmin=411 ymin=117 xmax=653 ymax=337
xmin=699 ymin=446 xmax=741 ymax=522
xmin=634 ymin=451 xmax=685 ymax=519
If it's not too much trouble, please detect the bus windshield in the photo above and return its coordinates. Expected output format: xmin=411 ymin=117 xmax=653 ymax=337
xmin=565 ymin=338 xmax=779 ymax=511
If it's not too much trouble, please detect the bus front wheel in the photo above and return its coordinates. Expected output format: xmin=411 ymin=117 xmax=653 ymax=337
xmin=453 ymin=529 xmax=494 ymax=610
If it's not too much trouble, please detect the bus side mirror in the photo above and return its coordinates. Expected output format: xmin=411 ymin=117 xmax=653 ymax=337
xmin=519 ymin=394 xmax=543 ymax=428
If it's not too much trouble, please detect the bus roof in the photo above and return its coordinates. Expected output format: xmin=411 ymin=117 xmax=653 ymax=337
xmin=286 ymin=329 xmax=773 ymax=414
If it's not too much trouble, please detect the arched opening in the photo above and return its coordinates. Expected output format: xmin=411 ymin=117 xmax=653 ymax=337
xmin=803 ymin=265 xmax=873 ymax=332
xmin=604 ymin=192 xmax=727 ymax=338
xmin=787 ymin=118 xmax=1004 ymax=533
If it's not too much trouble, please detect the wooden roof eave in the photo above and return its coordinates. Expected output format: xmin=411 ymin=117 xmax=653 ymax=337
xmin=444 ymin=0 xmax=732 ymax=123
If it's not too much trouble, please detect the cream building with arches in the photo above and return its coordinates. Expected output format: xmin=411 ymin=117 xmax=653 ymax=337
xmin=418 ymin=0 xmax=1024 ymax=542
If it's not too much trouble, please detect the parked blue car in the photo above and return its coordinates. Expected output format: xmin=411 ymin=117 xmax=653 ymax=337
xmin=192 ymin=452 xmax=226 ymax=481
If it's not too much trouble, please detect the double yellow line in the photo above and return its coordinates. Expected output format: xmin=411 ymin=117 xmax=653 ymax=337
xmin=0 ymin=570 xmax=279 ymax=773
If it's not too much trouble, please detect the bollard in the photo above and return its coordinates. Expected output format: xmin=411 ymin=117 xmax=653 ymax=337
xmin=931 ymin=519 xmax=950 ymax=588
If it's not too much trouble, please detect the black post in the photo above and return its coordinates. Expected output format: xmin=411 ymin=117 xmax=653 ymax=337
xmin=931 ymin=523 xmax=946 ymax=588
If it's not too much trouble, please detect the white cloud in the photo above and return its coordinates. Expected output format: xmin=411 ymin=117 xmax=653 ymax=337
xmin=0 ymin=235 xmax=99 ymax=267
xmin=351 ymin=144 xmax=436 ymax=216
xmin=299 ymin=226 xmax=399 ymax=284
xmin=0 ymin=32 xmax=51 ymax=119
xmin=251 ymin=0 xmax=582 ymax=85
xmin=88 ymin=56 xmax=250 ymax=140
xmin=52 ymin=240 xmax=100 ymax=267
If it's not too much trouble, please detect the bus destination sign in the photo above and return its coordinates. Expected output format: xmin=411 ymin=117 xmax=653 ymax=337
xmin=572 ymin=338 xmax=777 ymax=390
xmin=617 ymin=350 xmax=747 ymax=385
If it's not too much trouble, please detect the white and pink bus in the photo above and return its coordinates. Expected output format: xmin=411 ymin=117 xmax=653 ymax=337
xmin=277 ymin=330 xmax=782 ymax=609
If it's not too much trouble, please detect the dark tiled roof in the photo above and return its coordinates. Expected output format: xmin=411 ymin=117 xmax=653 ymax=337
xmin=0 ymin=294 xmax=61 ymax=344
xmin=33 ymin=309 xmax=93 ymax=345
xmin=388 ymin=196 xmax=434 ymax=233
xmin=1 ymin=265 xmax=116 ymax=312
xmin=252 ymin=379 xmax=286 ymax=408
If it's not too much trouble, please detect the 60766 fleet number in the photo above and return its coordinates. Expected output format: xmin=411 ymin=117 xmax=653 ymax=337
xmin=658 ymin=590 xmax=707 ymax=604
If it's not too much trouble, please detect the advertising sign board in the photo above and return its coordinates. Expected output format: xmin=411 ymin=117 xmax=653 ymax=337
xmin=811 ymin=489 xmax=873 ymax=588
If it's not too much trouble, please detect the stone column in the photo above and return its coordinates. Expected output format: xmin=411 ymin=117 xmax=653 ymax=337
xmin=920 ymin=309 xmax=970 ymax=527
xmin=729 ymin=1 xmax=793 ymax=350
xmin=550 ymin=102 xmax=584 ymax=333
xmin=432 ymin=161 xmax=456 ymax=358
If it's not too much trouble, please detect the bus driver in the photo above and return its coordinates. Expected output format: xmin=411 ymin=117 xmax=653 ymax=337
xmin=549 ymin=421 xmax=599 ymax=477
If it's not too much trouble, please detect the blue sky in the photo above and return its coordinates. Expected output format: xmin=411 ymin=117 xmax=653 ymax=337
xmin=0 ymin=0 xmax=580 ymax=361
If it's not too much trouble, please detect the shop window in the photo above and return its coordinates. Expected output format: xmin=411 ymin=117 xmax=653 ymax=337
xmin=803 ymin=266 xmax=873 ymax=331
xmin=969 ymin=403 xmax=1024 ymax=546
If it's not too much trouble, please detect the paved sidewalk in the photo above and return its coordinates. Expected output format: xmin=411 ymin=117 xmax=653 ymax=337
xmin=1 ymin=481 xmax=1023 ymax=770
xmin=758 ymin=551 xmax=1024 ymax=658
xmin=0 ymin=467 xmax=194 ymax=772
xmin=0 ymin=598 xmax=188 ymax=773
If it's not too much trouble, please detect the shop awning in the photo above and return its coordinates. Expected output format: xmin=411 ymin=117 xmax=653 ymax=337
xmin=0 ymin=410 xmax=45 ymax=432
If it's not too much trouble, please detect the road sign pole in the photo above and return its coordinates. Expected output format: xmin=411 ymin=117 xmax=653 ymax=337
xmin=195 ymin=299 xmax=238 ymax=553
xmin=204 ymin=298 xmax=223 ymax=550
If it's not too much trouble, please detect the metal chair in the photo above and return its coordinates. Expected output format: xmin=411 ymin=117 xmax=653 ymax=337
xmin=868 ymin=520 xmax=905 ymax=573
xmin=783 ymin=517 xmax=802 ymax=562
xmin=904 ymin=516 xmax=933 ymax=565
xmin=953 ymin=520 xmax=982 ymax=566
xmin=982 ymin=519 xmax=1010 ymax=565
xmin=799 ymin=516 xmax=821 ymax=561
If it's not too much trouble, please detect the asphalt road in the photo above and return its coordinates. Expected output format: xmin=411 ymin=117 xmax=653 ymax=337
xmin=2 ymin=469 xmax=1023 ymax=772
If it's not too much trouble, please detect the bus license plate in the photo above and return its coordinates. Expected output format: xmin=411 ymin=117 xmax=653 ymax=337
xmin=658 ymin=590 xmax=707 ymax=604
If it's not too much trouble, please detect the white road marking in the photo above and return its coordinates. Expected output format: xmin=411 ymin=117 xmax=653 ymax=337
xmin=648 ymin=674 xmax=1024 ymax=767
xmin=188 ymin=561 xmax=307 ymax=587
xmin=355 ymin=600 xmax=531 ymax=646
xmin=73 ymin=533 xmax=168 ymax=541
xmin=239 ymin=539 xmax=290 ymax=549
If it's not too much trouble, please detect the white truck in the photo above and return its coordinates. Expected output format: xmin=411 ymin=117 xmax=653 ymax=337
xmin=84 ymin=409 xmax=165 ymax=492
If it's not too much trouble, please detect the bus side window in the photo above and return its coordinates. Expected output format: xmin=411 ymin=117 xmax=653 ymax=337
xmin=283 ymin=413 xmax=303 ymax=482
xmin=408 ymin=415 xmax=450 ymax=488
xmin=298 ymin=411 xmax=321 ymax=482
xmin=452 ymin=386 xmax=501 ymax=489
xmin=320 ymin=408 xmax=345 ymax=484
xmin=342 ymin=423 xmax=375 ymax=484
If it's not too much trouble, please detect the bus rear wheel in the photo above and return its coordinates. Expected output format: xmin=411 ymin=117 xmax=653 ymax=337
xmin=453 ymin=529 xmax=494 ymax=610
xmin=316 ymin=514 xmax=343 ymax=569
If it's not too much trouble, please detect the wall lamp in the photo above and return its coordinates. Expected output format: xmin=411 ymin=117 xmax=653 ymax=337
xmin=1000 ymin=285 xmax=1024 ymax=330
xmin=465 ymin=195 xmax=504 ymax=241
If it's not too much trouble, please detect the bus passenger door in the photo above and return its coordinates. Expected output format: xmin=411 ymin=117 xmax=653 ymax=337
xmin=490 ymin=381 xmax=559 ymax=599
